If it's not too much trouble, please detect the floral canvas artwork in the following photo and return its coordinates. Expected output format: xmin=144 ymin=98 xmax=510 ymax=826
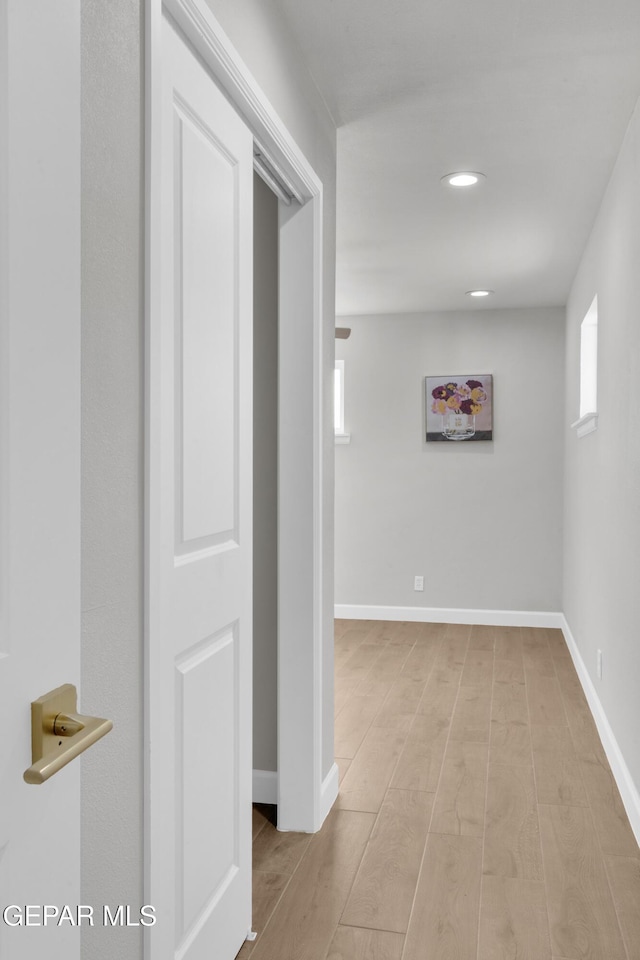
xmin=425 ymin=375 xmax=493 ymax=442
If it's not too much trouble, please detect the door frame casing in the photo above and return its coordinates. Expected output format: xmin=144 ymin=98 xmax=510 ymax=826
xmin=145 ymin=3 xmax=333 ymax=925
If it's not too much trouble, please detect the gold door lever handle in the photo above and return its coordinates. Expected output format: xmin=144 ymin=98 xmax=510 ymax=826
xmin=24 ymin=684 xmax=113 ymax=785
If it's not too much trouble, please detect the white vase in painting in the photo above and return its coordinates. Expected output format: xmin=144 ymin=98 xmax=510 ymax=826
xmin=442 ymin=410 xmax=476 ymax=440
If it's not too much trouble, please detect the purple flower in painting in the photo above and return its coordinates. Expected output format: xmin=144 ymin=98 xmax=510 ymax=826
xmin=466 ymin=379 xmax=483 ymax=389
xmin=460 ymin=399 xmax=474 ymax=415
xmin=432 ymin=384 xmax=454 ymax=400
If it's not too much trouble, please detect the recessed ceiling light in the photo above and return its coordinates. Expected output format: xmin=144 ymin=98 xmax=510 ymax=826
xmin=466 ymin=289 xmax=493 ymax=297
xmin=442 ymin=172 xmax=486 ymax=187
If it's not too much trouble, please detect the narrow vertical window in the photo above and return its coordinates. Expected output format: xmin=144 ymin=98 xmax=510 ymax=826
xmin=580 ymin=296 xmax=598 ymax=418
xmin=334 ymin=360 xmax=350 ymax=442
xmin=573 ymin=295 xmax=598 ymax=437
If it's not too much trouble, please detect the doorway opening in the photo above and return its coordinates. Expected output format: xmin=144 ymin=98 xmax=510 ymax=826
xmin=252 ymin=171 xmax=279 ymax=804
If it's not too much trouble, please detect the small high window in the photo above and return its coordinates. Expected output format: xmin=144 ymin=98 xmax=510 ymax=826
xmin=573 ymin=296 xmax=598 ymax=437
xmin=334 ymin=360 xmax=350 ymax=443
xmin=580 ymin=296 xmax=598 ymax=418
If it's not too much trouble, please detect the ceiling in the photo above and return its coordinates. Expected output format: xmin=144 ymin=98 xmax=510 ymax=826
xmin=274 ymin=0 xmax=640 ymax=315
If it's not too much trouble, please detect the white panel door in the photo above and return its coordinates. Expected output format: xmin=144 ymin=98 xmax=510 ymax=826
xmin=0 ymin=1 xmax=81 ymax=958
xmin=147 ymin=16 xmax=253 ymax=960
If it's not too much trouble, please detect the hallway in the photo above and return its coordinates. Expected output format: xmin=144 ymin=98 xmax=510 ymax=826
xmin=242 ymin=620 xmax=640 ymax=959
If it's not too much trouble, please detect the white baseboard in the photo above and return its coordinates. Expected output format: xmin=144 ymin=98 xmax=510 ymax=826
xmin=560 ymin=616 xmax=640 ymax=847
xmin=317 ymin=762 xmax=339 ymax=830
xmin=252 ymin=769 xmax=277 ymax=805
xmin=335 ymin=603 xmax=563 ymax=629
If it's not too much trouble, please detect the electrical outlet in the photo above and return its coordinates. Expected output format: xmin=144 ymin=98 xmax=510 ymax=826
xmin=597 ymin=649 xmax=603 ymax=680
xmin=414 ymin=575 xmax=424 ymax=591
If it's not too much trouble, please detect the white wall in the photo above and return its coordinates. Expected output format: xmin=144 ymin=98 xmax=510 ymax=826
xmin=203 ymin=0 xmax=334 ymax=169
xmin=563 ymin=97 xmax=640 ymax=795
xmin=81 ymin=2 xmax=335 ymax=958
xmin=335 ymin=309 xmax=565 ymax=615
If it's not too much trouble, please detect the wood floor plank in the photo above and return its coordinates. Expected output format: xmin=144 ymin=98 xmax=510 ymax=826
xmin=494 ymin=626 xmax=523 ymax=662
xmin=367 ymin=643 xmax=416 ymax=680
xmin=336 ymin=726 xmax=407 ymax=813
xmin=460 ymin=648 xmax=494 ymax=687
xmin=356 ymin=678 xmax=394 ymax=699
xmin=246 ymin=871 xmax=291 ymax=953
xmin=341 ymin=788 xmax=433 ymax=933
xmin=492 ymin=678 xmax=529 ymax=724
xmin=527 ymin=673 xmax=567 ymax=725
xmin=469 ymin=624 xmax=495 ymax=650
xmin=445 ymin=623 xmax=471 ymax=642
xmin=439 ymin=634 xmax=469 ymax=662
xmin=334 ymin=693 xmax=384 ymax=759
xmin=521 ymin=627 xmax=551 ymax=655
xmin=494 ymin=657 xmax=525 ymax=683
xmin=403 ymin=834 xmax=482 ymax=960
xmin=253 ymin=820 xmax=312 ymax=875
xmin=484 ymin=763 xmax=543 ymax=880
xmin=478 ymin=876 xmax=551 ymax=960
xmin=430 ymin=740 xmax=489 ymax=838
xmin=362 ymin=621 xmax=396 ymax=642
xmin=604 ymin=855 xmax=640 ymax=960
xmin=385 ymin=620 xmax=429 ymax=645
xmin=558 ymin=673 xmax=589 ymax=706
xmin=325 ymin=926 xmax=404 ymax=960
xmin=336 ymin=757 xmax=351 ymax=784
xmin=524 ymin=657 xmax=556 ymax=678
xmin=334 ymin=678 xmax=361 ymax=718
xmin=390 ymin=716 xmax=449 ymax=792
xmin=422 ymin=621 xmax=448 ymax=642
xmin=372 ymin=696 xmax=417 ymax=732
xmin=544 ymin=627 xmax=567 ymax=649
xmin=431 ymin=637 xmax=468 ymax=683
xmin=335 ymin=623 xmax=372 ymax=646
xmin=449 ymin=684 xmax=491 ymax=742
xmin=398 ymin=642 xmax=439 ymax=680
xmin=337 ymin=642 xmax=386 ymax=680
xmin=250 ymin=810 xmax=375 ymax=960
xmin=563 ymin=697 xmax=607 ymax=765
xmin=416 ymin=676 xmax=459 ymax=721
xmin=538 ymin=803 xmax=626 ymax=960
xmin=550 ymin=639 xmax=574 ymax=663
xmin=334 ymin=629 xmax=368 ymax=653
xmin=388 ymin=677 xmax=428 ymax=702
xmin=490 ymin=719 xmax=532 ymax=766
xmin=579 ymin=758 xmax=639 ymax=857
xmin=531 ymin=724 xmax=576 ymax=760
xmin=534 ymin=756 xmax=588 ymax=807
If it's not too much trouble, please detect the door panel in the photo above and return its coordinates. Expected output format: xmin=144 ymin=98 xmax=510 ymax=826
xmin=177 ymin=108 xmax=237 ymax=548
xmin=147 ymin=16 xmax=253 ymax=960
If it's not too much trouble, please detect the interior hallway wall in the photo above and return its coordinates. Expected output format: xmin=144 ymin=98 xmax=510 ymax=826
xmin=563 ymin=95 xmax=640 ymax=798
xmin=253 ymin=173 xmax=278 ymax=774
xmin=335 ymin=309 xmax=565 ymax=614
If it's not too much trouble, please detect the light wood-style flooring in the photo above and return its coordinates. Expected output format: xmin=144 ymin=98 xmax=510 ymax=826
xmin=240 ymin=620 xmax=640 ymax=960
